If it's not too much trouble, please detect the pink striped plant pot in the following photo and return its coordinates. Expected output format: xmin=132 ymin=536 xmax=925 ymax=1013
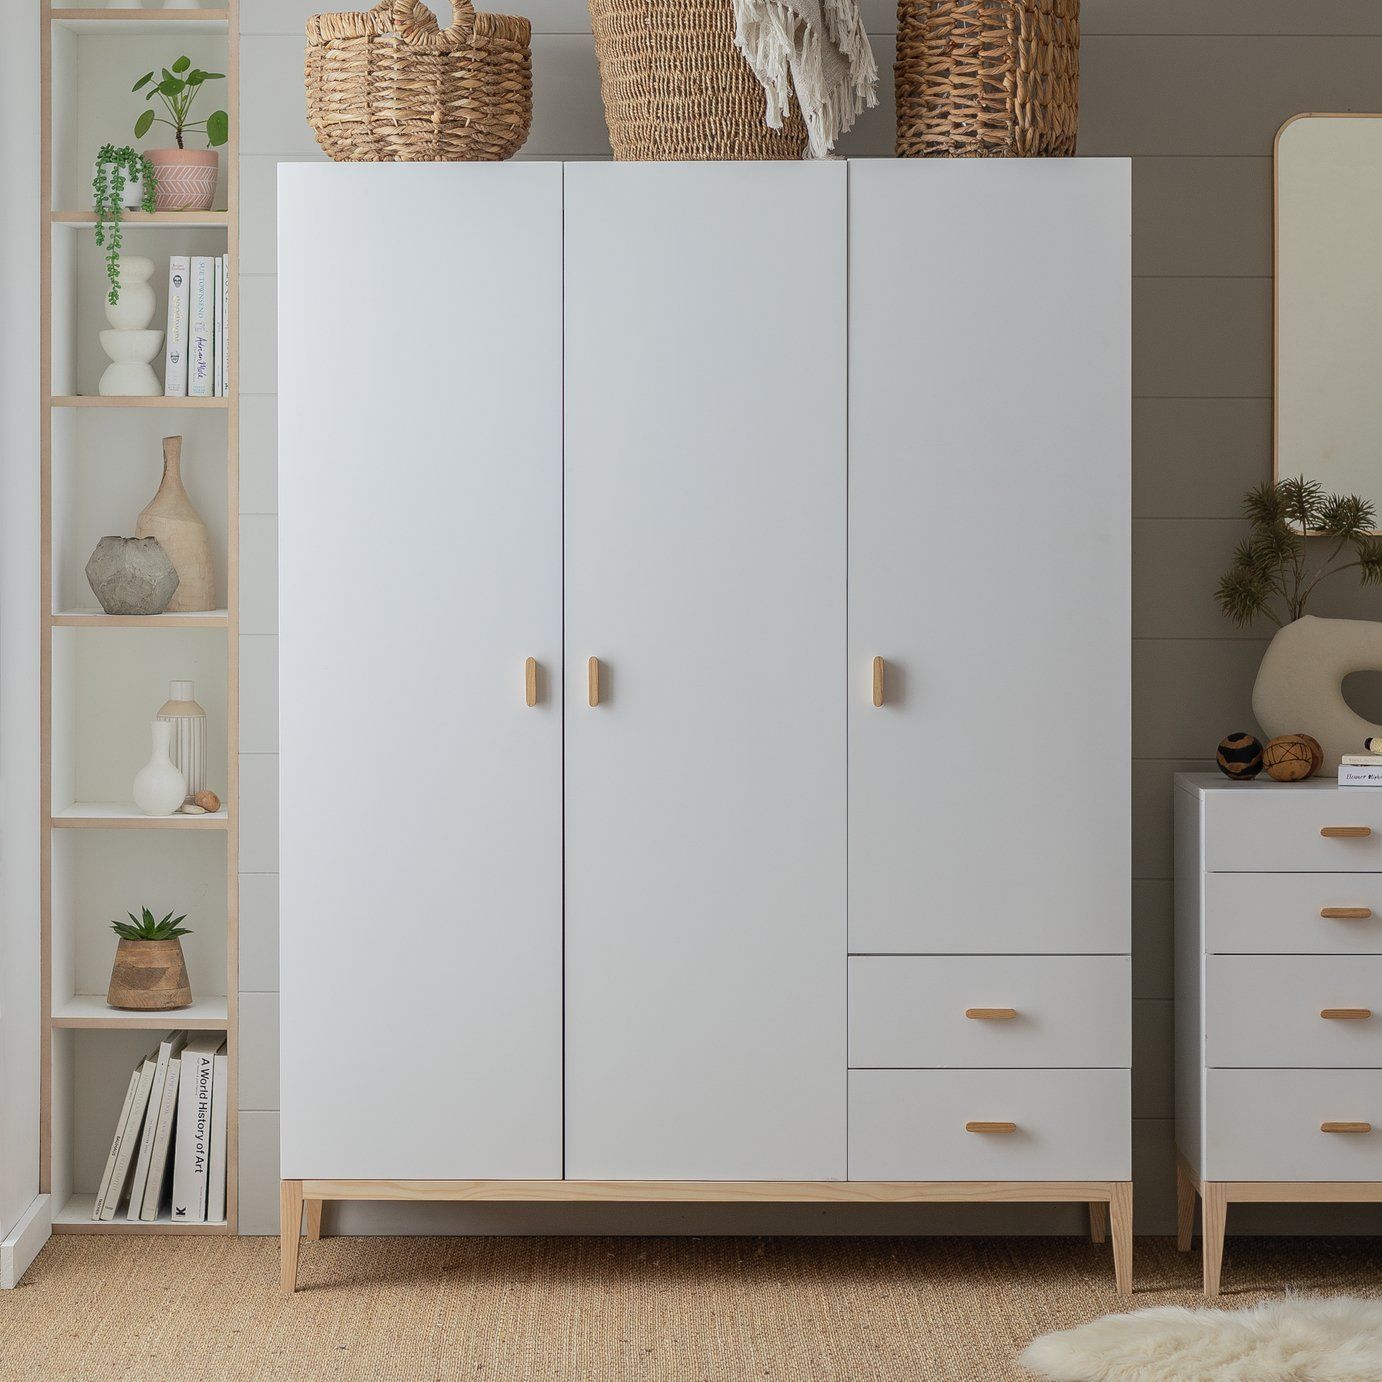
xmin=145 ymin=148 xmax=219 ymax=212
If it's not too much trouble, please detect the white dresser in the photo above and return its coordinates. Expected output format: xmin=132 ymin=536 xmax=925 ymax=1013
xmin=1175 ymin=774 xmax=1382 ymax=1295
xmin=276 ymin=160 xmax=1132 ymax=1293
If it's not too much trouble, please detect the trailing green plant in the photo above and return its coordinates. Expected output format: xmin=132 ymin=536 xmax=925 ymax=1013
xmin=1216 ymin=475 xmax=1382 ymax=627
xmin=92 ymin=144 xmax=155 ymax=306
xmin=133 ymin=56 xmax=228 ymax=149
xmin=110 ymin=907 xmax=193 ymax=942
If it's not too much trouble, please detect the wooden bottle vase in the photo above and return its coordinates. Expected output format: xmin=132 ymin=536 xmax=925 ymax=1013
xmin=136 ymin=435 xmax=215 ymax=612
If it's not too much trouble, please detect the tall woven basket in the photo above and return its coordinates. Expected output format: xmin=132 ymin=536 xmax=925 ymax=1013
xmin=895 ymin=0 xmax=1079 ymax=157
xmin=589 ymin=0 xmax=807 ymax=161
xmin=305 ymin=0 xmax=532 ymax=161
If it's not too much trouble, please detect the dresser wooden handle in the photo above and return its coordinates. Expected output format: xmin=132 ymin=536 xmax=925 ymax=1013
xmin=1321 ymin=907 xmax=1373 ymax=919
xmin=1321 ymin=1121 xmax=1372 ymax=1134
xmin=965 ymin=1008 xmax=1017 ymax=1021
xmin=872 ymin=656 xmax=884 ymax=708
xmin=524 ymin=657 xmax=538 ymax=708
xmin=588 ymin=656 xmax=600 ymax=708
xmin=1320 ymin=1008 xmax=1372 ymax=1020
xmin=965 ymin=1121 xmax=1017 ymax=1135
xmin=1321 ymin=826 xmax=1372 ymax=838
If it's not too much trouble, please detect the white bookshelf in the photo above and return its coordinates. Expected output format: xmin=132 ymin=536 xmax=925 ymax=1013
xmin=41 ymin=0 xmax=240 ymax=1235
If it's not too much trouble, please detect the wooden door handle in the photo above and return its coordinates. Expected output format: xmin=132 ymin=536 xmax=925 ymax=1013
xmin=1321 ymin=826 xmax=1372 ymax=838
xmin=1321 ymin=1008 xmax=1372 ymax=1020
xmin=524 ymin=657 xmax=538 ymax=708
xmin=872 ymin=656 xmax=884 ymax=707
xmin=965 ymin=1121 xmax=1017 ymax=1135
xmin=965 ymin=1008 xmax=1017 ymax=1021
xmin=1321 ymin=907 xmax=1373 ymax=919
xmin=1321 ymin=1122 xmax=1372 ymax=1134
xmin=588 ymin=656 xmax=600 ymax=708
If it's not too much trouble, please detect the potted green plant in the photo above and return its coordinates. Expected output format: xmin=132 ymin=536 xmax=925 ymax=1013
xmin=93 ymin=145 xmax=156 ymax=306
xmin=1216 ymin=475 xmax=1382 ymax=769
xmin=107 ymin=907 xmax=194 ymax=1011
xmin=133 ymin=56 xmax=228 ymax=212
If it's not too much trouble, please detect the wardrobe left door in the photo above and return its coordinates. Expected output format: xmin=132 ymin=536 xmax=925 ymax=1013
xmin=278 ymin=165 xmax=564 ymax=1179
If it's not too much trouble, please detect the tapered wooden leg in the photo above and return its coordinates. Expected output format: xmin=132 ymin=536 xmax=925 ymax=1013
xmin=1201 ymin=1182 xmax=1227 ymax=1298
xmin=305 ymin=1199 xmax=324 ymax=1241
xmin=1176 ymin=1156 xmax=1197 ymax=1252
xmin=1108 ymin=1181 xmax=1133 ymax=1296
xmin=280 ymin=1180 xmax=304 ymax=1294
xmin=1088 ymin=1201 xmax=1108 ymax=1244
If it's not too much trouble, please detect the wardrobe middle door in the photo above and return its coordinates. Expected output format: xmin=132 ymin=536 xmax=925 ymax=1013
xmin=564 ymin=163 xmax=848 ymax=1180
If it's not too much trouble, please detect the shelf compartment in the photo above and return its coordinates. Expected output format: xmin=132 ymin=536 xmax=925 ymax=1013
xmin=52 ymin=609 xmax=230 ymax=629
xmin=50 ymin=397 xmax=229 ymax=409
xmin=53 ymin=211 xmax=229 ymax=228
xmin=52 ymin=995 xmax=228 ymax=1029
xmin=51 ymin=10 xmax=230 ymax=34
xmin=53 ymin=804 xmax=229 ymax=829
xmin=52 ymin=1194 xmax=229 ymax=1235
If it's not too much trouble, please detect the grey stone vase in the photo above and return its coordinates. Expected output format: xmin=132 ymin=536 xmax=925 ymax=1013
xmin=85 ymin=535 xmax=180 ymax=615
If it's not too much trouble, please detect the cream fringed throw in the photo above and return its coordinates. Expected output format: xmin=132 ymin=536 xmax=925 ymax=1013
xmin=733 ymin=0 xmax=878 ymax=157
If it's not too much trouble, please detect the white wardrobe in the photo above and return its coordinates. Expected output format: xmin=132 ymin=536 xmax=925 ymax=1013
xmin=277 ymin=159 xmax=1131 ymax=1289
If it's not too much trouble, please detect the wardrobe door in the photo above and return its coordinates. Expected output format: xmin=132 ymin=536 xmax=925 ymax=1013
xmin=849 ymin=161 xmax=1131 ymax=955
xmin=278 ymin=165 xmax=562 ymax=1178
xmin=564 ymin=163 xmax=847 ymax=1180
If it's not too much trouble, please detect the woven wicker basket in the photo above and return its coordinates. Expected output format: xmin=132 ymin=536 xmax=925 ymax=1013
xmin=305 ymin=0 xmax=532 ymax=161
xmin=895 ymin=0 xmax=1079 ymax=157
xmin=589 ymin=0 xmax=807 ymax=161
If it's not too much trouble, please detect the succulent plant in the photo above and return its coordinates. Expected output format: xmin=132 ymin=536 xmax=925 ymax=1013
xmin=111 ymin=907 xmax=193 ymax=942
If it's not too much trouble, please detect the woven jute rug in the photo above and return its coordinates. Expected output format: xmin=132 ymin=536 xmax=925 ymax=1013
xmin=1 ymin=1235 xmax=1379 ymax=1381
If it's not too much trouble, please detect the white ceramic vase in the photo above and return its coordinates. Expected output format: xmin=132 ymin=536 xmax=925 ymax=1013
xmin=1252 ymin=615 xmax=1382 ymax=771
xmin=99 ymin=256 xmax=163 ymax=397
xmin=132 ymin=719 xmax=187 ymax=815
xmin=156 ymin=679 xmax=207 ymax=802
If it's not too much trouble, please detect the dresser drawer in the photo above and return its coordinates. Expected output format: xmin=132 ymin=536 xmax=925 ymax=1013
xmin=1205 ymin=873 xmax=1382 ymax=954
xmin=1203 ymin=787 xmax=1382 ymax=873
xmin=1206 ymin=1069 xmax=1382 ymax=1180
xmin=1206 ymin=955 xmax=1382 ymax=1067
xmin=848 ymin=1069 xmax=1129 ymax=1181
xmin=849 ymin=956 xmax=1129 ymax=1069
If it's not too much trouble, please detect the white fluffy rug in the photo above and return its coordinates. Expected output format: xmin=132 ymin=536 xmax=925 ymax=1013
xmin=1020 ymin=1297 xmax=1382 ymax=1381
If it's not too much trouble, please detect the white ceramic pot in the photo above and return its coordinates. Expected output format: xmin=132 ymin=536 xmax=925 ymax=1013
xmin=1252 ymin=614 xmax=1382 ymax=771
xmin=94 ymin=159 xmax=147 ymax=211
xmin=98 ymin=329 xmax=164 ymax=396
xmin=133 ymin=720 xmax=187 ymax=815
xmin=104 ymin=255 xmax=157 ymax=330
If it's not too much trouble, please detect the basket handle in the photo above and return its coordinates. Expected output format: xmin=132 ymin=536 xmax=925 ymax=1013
xmin=390 ymin=0 xmax=477 ymax=40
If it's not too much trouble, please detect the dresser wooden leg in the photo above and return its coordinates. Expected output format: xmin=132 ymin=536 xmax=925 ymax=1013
xmin=1087 ymin=1201 xmax=1107 ymax=1244
xmin=1109 ymin=1182 xmax=1133 ymax=1296
xmin=1201 ymin=1182 xmax=1227 ymax=1298
xmin=305 ymin=1198 xmax=324 ymax=1241
xmin=280 ymin=1180 xmax=304 ymax=1294
xmin=1175 ymin=1156 xmax=1196 ymax=1252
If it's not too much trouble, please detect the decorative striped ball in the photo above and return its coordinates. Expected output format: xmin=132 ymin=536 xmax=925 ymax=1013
xmin=1216 ymin=732 xmax=1263 ymax=780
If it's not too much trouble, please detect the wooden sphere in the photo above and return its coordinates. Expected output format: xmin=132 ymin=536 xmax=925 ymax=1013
xmin=1296 ymin=734 xmax=1324 ymax=777
xmin=1216 ymin=732 xmax=1263 ymax=780
xmin=1263 ymin=734 xmax=1315 ymax=782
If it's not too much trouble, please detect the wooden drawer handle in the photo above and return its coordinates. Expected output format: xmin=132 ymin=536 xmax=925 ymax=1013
xmin=524 ymin=657 xmax=538 ymax=708
xmin=1321 ymin=1121 xmax=1372 ymax=1134
xmin=1321 ymin=907 xmax=1373 ymax=919
xmin=1321 ymin=826 xmax=1372 ymax=838
xmin=965 ymin=1008 xmax=1017 ymax=1021
xmin=1320 ymin=1008 xmax=1373 ymax=1020
xmin=872 ymin=656 xmax=884 ymax=708
xmin=588 ymin=656 xmax=600 ymax=708
xmin=965 ymin=1121 xmax=1017 ymax=1135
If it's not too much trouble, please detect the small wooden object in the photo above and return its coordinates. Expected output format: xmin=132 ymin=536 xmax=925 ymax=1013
xmin=588 ymin=656 xmax=600 ymax=707
xmin=964 ymin=1121 xmax=1017 ymax=1134
xmin=1321 ymin=1122 xmax=1372 ymax=1134
xmin=1262 ymin=734 xmax=1315 ymax=782
xmin=872 ymin=656 xmax=884 ymax=707
xmin=964 ymin=1007 xmax=1017 ymax=1020
xmin=107 ymin=937 xmax=192 ymax=1011
xmin=1321 ymin=907 xmax=1372 ymax=919
xmin=1321 ymin=825 xmax=1372 ymax=838
xmin=524 ymin=656 xmax=538 ymax=707
xmin=1320 ymin=1008 xmax=1372 ymax=1020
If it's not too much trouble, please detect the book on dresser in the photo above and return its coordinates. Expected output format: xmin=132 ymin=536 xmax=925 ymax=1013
xmin=170 ymin=1033 xmax=225 ymax=1224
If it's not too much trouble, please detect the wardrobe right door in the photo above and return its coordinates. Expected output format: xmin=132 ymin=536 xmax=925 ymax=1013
xmin=848 ymin=160 xmax=1132 ymax=955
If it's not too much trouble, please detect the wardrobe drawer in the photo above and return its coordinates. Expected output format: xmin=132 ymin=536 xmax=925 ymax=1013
xmin=849 ymin=956 xmax=1130 ymax=1069
xmin=1206 ymin=1069 xmax=1382 ymax=1180
xmin=1206 ymin=955 xmax=1382 ymax=1068
xmin=1205 ymin=873 xmax=1382 ymax=954
xmin=848 ymin=1069 xmax=1129 ymax=1181
xmin=1203 ymin=789 xmax=1382 ymax=873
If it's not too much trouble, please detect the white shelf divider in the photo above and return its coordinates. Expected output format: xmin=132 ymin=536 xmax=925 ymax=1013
xmin=52 ymin=994 xmax=229 ymax=1029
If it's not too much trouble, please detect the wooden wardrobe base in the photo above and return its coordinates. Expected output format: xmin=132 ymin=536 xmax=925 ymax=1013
xmin=279 ymin=1178 xmax=1133 ymax=1294
xmin=1176 ymin=1150 xmax=1382 ymax=1296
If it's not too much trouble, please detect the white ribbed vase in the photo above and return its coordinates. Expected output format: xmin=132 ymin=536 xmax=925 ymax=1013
xmin=156 ymin=678 xmax=206 ymax=803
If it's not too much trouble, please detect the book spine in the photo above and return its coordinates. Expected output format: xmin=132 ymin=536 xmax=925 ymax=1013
xmin=141 ymin=1058 xmax=181 ymax=1222
xmin=188 ymin=256 xmax=214 ymax=399
xmin=101 ymin=1059 xmax=157 ymax=1220
xmin=205 ymin=1046 xmax=229 ymax=1223
xmin=163 ymin=256 xmax=191 ymax=397
xmin=213 ymin=256 xmax=223 ymax=398
xmin=221 ymin=254 xmax=230 ymax=395
xmin=171 ymin=1048 xmax=214 ymax=1223
xmin=92 ymin=1069 xmax=140 ymax=1219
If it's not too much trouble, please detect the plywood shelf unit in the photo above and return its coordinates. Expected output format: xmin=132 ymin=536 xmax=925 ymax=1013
xmin=42 ymin=0 xmax=240 ymax=1235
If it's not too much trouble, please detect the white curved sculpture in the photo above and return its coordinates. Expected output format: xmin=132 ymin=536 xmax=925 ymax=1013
xmin=1252 ymin=615 xmax=1382 ymax=770
xmin=98 ymin=255 xmax=163 ymax=397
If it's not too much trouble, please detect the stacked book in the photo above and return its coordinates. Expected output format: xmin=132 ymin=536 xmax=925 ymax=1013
xmin=1339 ymin=754 xmax=1382 ymax=787
xmin=91 ymin=1032 xmax=229 ymax=1224
xmin=163 ymin=255 xmax=230 ymax=398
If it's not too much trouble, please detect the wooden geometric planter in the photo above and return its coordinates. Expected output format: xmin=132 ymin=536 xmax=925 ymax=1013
xmin=107 ymin=937 xmax=193 ymax=1011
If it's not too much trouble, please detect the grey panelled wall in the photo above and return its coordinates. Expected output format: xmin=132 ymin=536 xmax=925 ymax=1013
xmin=236 ymin=0 xmax=1382 ymax=1234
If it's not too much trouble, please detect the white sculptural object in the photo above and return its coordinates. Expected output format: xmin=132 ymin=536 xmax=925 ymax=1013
xmin=98 ymin=255 xmax=163 ymax=397
xmin=1252 ymin=615 xmax=1382 ymax=770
